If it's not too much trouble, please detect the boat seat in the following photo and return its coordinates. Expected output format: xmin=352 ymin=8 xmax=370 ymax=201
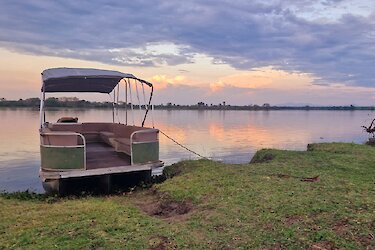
xmin=81 ymin=131 xmax=100 ymax=143
xmin=114 ymin=138 xmax=131 ymax=155
xmin=40 ymin=131 xmax=80 ymax=146
xmin=100 ymin=131 xmax=116 ymax=145
xmin=49 ymin=124 xmax=83 ymax=133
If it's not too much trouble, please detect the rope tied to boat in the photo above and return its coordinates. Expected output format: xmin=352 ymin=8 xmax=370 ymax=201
xmin=158 ymin=129 xmax=210 ymax=160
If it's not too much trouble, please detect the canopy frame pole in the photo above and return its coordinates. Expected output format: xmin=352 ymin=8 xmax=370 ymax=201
xmin=141 ymin=82 xmax=148 ymax=121
xmin=112 ymin=88 xmax=116 ymax=123
xmin=39 ymin=81 xmax=45 ymax=129
xmin=141 ymin=83 xmax=153 ymax=127
xmin=127 ymin=79 xmax=135 ymax=125
xmin=124 ymin=79 xmax=128 ymax=125
xmin=151 ymin=104 xmax=155 ymax=128
xmin=135 ymin=79 xmax=142 ymax=123
xmin=116 ymin=83 xmax=120 ymax=123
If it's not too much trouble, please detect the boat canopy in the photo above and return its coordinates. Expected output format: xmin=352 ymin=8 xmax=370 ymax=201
xmin=41 ymin=67 xmax=152 ymax=93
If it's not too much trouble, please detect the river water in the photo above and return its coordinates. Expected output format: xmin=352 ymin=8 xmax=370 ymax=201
xmin=0 ymin=108 xmax=372 ymax=192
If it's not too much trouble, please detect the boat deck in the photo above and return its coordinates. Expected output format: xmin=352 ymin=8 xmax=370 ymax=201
xmin=86 ymin=142 xmax=130 ymax=170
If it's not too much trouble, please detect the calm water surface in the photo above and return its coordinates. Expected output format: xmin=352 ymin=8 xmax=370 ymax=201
xmin=0 ymin=108 xmax=372 ymax=192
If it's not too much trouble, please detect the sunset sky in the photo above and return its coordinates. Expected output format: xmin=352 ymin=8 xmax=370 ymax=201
xmin=0 ymin=0 xmax=374 ymax=105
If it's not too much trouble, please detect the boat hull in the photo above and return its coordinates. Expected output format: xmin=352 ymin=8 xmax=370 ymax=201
xmin=40 ymin=161 xmax=163 ymax=195
xmin=41 ymin=170 xmax=152 ymax=195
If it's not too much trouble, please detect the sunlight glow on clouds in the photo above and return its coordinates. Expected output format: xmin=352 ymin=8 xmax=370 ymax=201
xmin=150 ymin=75 xmax=187 ymax=90
xmin=0 ymin=1 xmax=374 ymax=105
xmin=0 ymin=0 xmax=373 ymax=87
xmin=209 ymin=68 xmax=315 ymax=92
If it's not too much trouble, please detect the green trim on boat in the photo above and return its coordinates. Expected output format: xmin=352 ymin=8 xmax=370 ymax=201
xmin=40 ymin=146 xmax=84 ymax=170
xmin=132 ymin=142 xmax=159 ymax=164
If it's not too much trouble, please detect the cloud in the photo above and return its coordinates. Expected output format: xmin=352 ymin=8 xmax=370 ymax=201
xmin=149 ymin=74 xmax=187 ymax=89
xmin=156 ymin=81 xmax=375 ymax=106
xmin=0 ymin=1 xmax=374 ymax=87
xmin=209 ymin=68 xmax=314 ymax=92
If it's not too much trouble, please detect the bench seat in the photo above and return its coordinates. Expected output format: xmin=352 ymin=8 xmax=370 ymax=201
xmin=114 ymin=138 xmax=131 ymax=155
xmin=44 ymin=123 xmax=159 ymax=160
xmin=99 ymin=131 xmax=115 ymax=145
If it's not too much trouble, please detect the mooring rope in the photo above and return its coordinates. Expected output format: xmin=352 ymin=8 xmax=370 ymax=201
xmin=159 ymin=128 xmax=321 ymax=182
xmin=158 ymin=129 xmax=210 ymax=160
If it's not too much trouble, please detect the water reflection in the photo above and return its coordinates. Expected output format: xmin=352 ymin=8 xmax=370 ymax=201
xmin=0 ymin=108 xmax=372 ymax=192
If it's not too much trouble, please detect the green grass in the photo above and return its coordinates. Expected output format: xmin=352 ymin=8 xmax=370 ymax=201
xmin=1 ymin=143 xmax=374 ymax=249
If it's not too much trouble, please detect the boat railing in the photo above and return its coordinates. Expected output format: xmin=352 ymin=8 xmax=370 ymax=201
xmin=40 ymin=132 xmax=86 ymax=170
xmin=130 ymin=128 xmax=159 ymax=144
xmin=129 ymin=129 xmax=159 ymax=165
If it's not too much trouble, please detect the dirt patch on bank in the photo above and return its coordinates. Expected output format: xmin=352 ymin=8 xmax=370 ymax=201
xmin=309 ymin=241 xmax=338 ymax=250
xmin=143 ymin=198 xmax=194 ymax=219
xmin=355 ymin=234 xmax=374 ymax=249
xmin=331 ymin=219 xmax=351 ymax=236
xmin=148 ymin=235 xmax=176 ymax=250
xmin=331 ymin=219 xmax=373 ymax=248
xmin=136 ymin=189 xmax=194 ymax=221
xmin=284 ymin=215 xmax=304 ymax=226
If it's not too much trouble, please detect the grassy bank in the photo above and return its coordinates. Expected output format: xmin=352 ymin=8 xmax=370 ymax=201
xmin=1 ymin=143 xmax=374 ymax=249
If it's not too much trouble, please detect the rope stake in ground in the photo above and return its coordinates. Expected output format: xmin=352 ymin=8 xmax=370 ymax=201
xmin=159 ymin=129 xmax=210 ymax=160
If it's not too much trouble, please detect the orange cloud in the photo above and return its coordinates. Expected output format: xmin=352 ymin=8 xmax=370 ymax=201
xmin=148 ymin=75 xmax=186 ymax=89
xmin=209 ymin=67 xmax=315 ymax=92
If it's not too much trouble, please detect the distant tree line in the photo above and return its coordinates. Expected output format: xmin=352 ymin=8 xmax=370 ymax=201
xmin=1 ymin=97 xmax=375 ymax=111
xmin=0 ymin=97 xmax=113 ymax=108
xmin=155 ymin=102 xmax=375 ymax=111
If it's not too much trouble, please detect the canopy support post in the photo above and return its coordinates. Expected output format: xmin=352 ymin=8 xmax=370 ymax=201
xmin=141 ymin=82 xmax=148 ymax=127
xmin=124 ymin=79 xmax=128 ymax=125
xmin=116 ymin=84 xmax=120 ymax=123
xmin=151 ymin=104 xmax=155 ymax=128
xmin=39 ymin=83 xmax=45 ymax=129
xmin=141 ymin=82 xmax=147 ymax=108
xmin=127 ymin=79 xmax=135 ymax=125
xmin=112 ymin=88 xmax=115 ymax=123
xmin=135 ymin=79 xmax=142 ymax=124
xmin=141 ymin=84 xmax=153 ymax=127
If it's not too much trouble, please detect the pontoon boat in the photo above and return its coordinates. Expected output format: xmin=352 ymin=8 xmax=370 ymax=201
xmin=39 ymin=68 xmax=163 ymax=194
